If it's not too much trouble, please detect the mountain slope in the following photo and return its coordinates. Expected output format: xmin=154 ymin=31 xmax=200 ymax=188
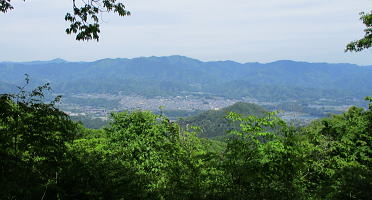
xmin=0 ymin=56 xmax=371 ymax=99
xmin=178 ymin=102 xmax=267 ymax=138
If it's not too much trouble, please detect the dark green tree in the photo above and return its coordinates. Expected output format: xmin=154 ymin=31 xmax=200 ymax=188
xmin=303 ymin=98 xmax=372 ymax=199
xmin=59 ymin=128 xmax=144 ymax=199
xmin=0 ymin=76 xmax=78 ymax=199
xmin=223 ymin=112 xmax=304 ymax=199
xmin=101 ymin=111 xmax=226 ymax=199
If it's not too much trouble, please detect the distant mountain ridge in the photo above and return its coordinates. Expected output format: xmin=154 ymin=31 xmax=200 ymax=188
xmin=0 ymin=55 xmax=371 ymax=99
xmin=2 ymin=58 xmax=67 ymax=65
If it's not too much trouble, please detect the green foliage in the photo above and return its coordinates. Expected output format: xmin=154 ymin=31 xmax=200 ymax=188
xmin=346 ymin=11 xmax=372 ymax=52
xmin=101 ymin=111 xmax=225 ymax=199
xmin=60 ymin=129 xmax=144 ymax=199
xmin=223 ymin=112 xmax=305 ymax=199
xmin=221 ymin=99 xmax=372 ymax=199
xmin=0 ymin=78 xmax=78 ymax=199
xmin=104 ymin=111 xmax=180 ymax=198
xmin=1 ymin=78 xmax=371 ymax=199
xmin=301 ymin=98 xmax=372 ymax=199
xmin=65 ymin=0 xmax=130 ymax=41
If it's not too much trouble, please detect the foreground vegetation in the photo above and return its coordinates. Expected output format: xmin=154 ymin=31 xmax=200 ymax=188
xmin=1 ymin=84 xmax=371 ymax=199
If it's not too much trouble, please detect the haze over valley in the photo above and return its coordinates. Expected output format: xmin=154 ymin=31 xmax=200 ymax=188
xmin=1 ymin=55 xmax=371 ymax=125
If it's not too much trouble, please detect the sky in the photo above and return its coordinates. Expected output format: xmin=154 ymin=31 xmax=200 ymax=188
xmin=0 ymin=0 xmax=371 ymax=65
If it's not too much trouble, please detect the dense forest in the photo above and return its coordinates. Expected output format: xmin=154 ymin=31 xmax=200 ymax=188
xmin=1 ymin=83 xmax=371 ymax=200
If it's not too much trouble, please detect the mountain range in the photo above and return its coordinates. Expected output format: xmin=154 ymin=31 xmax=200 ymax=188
xmin=1 ymin=55 xmax=371 ymax=100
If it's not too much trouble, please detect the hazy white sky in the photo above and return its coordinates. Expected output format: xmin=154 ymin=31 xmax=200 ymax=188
xmin=0 ymin=0 xmax=371 ymax=65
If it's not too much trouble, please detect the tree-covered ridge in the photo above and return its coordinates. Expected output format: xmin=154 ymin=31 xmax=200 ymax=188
xmin=1 ymin=56 xmax=371 ymax=100
xmin=1 ymin=83 xmax=371 ymax=199
xmin=178 ymin=102 xmax=267 ymax=138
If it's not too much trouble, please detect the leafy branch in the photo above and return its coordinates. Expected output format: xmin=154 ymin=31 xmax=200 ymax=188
xmin=1 ymin=0 xmax=130 ymax=41
xmin=65 ymin=0 xmax=130 ymax=41
xmin=346 ymin=11 xmax=372 ymax=52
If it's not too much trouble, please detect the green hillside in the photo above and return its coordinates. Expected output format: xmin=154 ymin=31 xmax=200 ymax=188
xmin=2 ymin=85 xmax=371 ymax=199
xmin=178 ymin=102 xmax=267 ymax=138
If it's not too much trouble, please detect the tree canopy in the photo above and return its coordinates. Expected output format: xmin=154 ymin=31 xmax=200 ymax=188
xmin=1 ymin=78 xmax=371 ymax=199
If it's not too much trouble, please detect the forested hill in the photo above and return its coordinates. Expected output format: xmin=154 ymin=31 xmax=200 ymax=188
xmin=1 ymin=72 xmax=372 ymax=199
xmin=1 ymin=56 xmax=372 ymax=99
xmin=178 ymin=102 xmax=267 ymax=138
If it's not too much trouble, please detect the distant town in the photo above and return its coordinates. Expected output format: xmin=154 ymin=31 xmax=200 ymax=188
xmin=58 ymin=93 xmax=359 ymax=124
